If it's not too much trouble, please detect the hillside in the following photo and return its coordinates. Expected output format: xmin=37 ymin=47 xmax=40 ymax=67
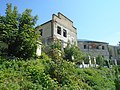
xmin=0 ymin=55 xmax=119 ymax=90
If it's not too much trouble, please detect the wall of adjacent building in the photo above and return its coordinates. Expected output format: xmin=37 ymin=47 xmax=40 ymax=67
xmin=78 ymin=41 xmax=109 ymax=60
xmin=108 ymin=45 xmax=120 ymax=63
xmin=38 ymin=21 xmax=52 ymax=45
xmin=40 ymin=21 xmax=52 ymax=38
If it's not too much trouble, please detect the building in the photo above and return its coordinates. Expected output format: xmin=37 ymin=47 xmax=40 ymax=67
xmin=109 ymin=42 xmax=120 ymax=64
xmin=36 ymin=12 xmax=120 ymax=63
xmin=77 ymin=39 xmax=109 ymax=60
xmin=36 ymin=12 xmax=77 ymax=48
xmin=109 ymin=45 xmax=118 ymax=60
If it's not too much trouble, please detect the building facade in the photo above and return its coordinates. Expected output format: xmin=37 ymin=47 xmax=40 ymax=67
xmin=109 ymin=42 xmax=120 ymax=64
xmin=77 ymin=39 xmax=109 ymax=60
xmin=37 ymin=12 xmax=77 ymax=48
xmin=36 ymin=12 xmax=120 ymax=63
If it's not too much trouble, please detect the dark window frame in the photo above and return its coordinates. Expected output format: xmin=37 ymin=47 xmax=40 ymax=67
xmin=96 ymin=46 xmax=99 ymax=49
xmin=57 ymin=26 xmax=61 ymax=35
xmin=63 ymin=29 xmax=67 ymax=37
xmin=84 ymin=45 xmax=87 ymax=49
xmin=102 ymin=46 xmax=105 ymax=50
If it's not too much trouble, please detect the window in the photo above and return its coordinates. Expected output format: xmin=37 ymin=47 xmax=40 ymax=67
xmin=63 ymin=29 xmax=67 ymax=37
xmin=102 ymin=46 xmax=105 ymax=50
xmin=40 ymin=29 xmax=43 ymax=36
xmin=57 ymin=26 xmax=61 ymax=35
xmin=84 ymin=45 xmax=87 ymax=49
xmin=96 ymin=46 xmax=99 ymax=49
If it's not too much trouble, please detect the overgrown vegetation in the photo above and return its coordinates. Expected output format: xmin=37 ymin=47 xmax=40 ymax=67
xmin=0 ymin=56 xmax=118 ymax=90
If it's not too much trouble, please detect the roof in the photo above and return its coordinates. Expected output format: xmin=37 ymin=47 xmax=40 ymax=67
xmin=40 ymin=20 xmax=52 ymax=26
xmin=35 ymin=20 xmax=52 ymax=30
xmin=77 ymin=39 xmax=108 ymax=44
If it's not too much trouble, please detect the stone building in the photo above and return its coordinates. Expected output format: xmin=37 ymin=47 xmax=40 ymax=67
xmin=77 ymin=39 xmax=109 ymax=60
xmin=109 ymin=42 xmax=120 ymax=64
xmin=36 ymin=12 xmax=120 ymax=62
xmin=36 ymin=12 xmax=77 ymax=48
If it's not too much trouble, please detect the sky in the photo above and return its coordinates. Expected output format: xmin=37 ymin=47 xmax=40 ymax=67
xmin=0 ymin=0 xmax=120 ymax=45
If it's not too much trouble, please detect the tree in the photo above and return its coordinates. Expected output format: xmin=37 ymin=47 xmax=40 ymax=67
xmin=64 ymin=44 xmax=84 ymax=64
xmin=0 ymin=3 xmax=19 ymax=56
xmin=16 ymin=9 xmax=38 ymax=58
xmin=0 ymin=3 xmax=39 ymax=59
xmin=96 ymin=55 xmax=104 ymax=66
xmin=46 ymin=40 xmax=63 ymax=60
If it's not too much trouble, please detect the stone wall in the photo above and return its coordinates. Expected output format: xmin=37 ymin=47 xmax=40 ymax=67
xmin=38 ymin=12 xmax=77 ymax=47
xmin=78 ymin=40 xmax=109 ymax=60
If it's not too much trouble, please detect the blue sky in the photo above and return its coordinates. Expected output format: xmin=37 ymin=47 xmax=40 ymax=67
xmin=0 ymin=0 xmax=120 ymax=45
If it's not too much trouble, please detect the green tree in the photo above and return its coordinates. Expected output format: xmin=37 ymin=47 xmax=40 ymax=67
xmin=0 ymin=4 xmax=19 ymax=56
xmin=17 ymin=9 xmax=38 ymax=58
xmin=96 ymin=55 xmax=104 ymax=66
xmin=64 ymin=44 xmax=84 ymax=64
xmin=46 ymin=40 xmax=63 ymax=60
xmin=0 ymin=3 xmax=39 ymax=59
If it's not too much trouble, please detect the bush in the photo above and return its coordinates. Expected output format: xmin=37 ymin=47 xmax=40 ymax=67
xmin=0 ymin=56 xmax=117 ymax=90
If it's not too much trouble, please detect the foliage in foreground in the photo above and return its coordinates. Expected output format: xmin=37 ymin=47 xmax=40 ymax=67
xmin=0 ymin=4 xmax=39 ymax=59
xmin=0 ymin=55 xmax=117 ymax=90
